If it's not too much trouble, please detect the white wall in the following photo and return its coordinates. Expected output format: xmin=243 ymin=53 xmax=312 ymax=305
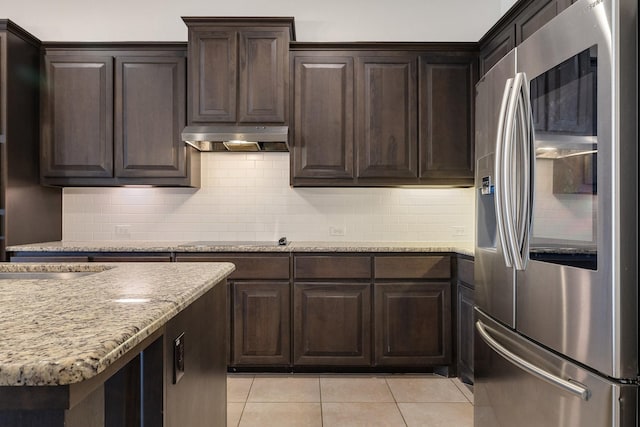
xmin=500 ymin=0 xmax=519 ymax=14
xmin=63 ymin=153 xmax=475 ymax=243
xmin=2 ymin=0 xmax=502 ymax=42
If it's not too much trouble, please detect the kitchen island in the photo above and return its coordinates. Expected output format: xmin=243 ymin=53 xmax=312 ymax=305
xmin=0 ymin=261 xmax=234 ymax=426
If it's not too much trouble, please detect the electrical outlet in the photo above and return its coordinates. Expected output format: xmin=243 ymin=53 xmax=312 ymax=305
xmin=451 ymin=226 xmax=466 ymax=237
xmin=114 ymin=225 xmax=131 ymax=238
xmin=329 ymin=226 xmax=346 ymax=236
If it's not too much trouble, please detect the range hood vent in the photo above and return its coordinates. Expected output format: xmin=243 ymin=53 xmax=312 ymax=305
xmin=182 ymin=125 xmax=289 ymax=152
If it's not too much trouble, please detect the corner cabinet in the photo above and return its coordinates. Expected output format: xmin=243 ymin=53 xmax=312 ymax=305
xmin=290 ymin=44 xmax=477 ymax=187
xmin=183 ymin=18 xmax=294 ymax=125
xmin=40 ymin=44 xmax=199 ymax=187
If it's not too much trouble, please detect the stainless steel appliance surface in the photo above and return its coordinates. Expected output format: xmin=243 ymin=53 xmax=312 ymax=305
xmin=474 ymin=0 xmax=638 ymax=425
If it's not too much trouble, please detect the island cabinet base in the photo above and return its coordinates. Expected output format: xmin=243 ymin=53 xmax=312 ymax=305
xmin=0 ymin=280 xmax=228 ymax=427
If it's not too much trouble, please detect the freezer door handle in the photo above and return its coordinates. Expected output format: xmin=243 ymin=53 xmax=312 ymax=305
xmin=476 ymin=320 xmax=591 ymax=401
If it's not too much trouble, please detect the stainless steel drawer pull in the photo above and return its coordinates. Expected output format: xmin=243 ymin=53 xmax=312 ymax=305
xmin=476 ymin=320 xmax=591 ymax=401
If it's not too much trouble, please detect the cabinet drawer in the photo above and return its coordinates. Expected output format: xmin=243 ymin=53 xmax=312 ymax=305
xmin=294 ymin=255 xmax=371 ymax=279
xmin=457 ymin=258 xmax=474 ymax=286
xmin=374 ymin=255 xmax=450 ymax=279
xmin=10 ymin=255 xmax=90 ymax=263
xmin=91 ymin=255 xmax=172 ymax=262
xmin=175 ymin=254 xmax=290 ymax=280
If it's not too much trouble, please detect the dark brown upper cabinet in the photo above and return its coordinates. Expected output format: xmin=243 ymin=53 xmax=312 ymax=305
xmin=419 ymin=54 xmax=477 ymax=185
xmin=290 ymin=44 xmax=478 ymax=187
xmin=290 ymin=53 xmax=355 ymax=184
xmin=183 ymin=18 xmax=294 ymax=125
xmin=356 ymin=53 xmax=418 ymax=180
xmin=41 ymin=44 xmax=199 ymax=187
xmin=41 ymin=55 xmax=114 ymax=179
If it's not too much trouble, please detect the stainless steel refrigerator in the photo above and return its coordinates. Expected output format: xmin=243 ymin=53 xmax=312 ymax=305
xmin=473 ymin=0 xmax=638 ymax=425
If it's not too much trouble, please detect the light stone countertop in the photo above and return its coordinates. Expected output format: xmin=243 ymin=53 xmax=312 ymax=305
xmin=0 ymin=262 xmax=235 ymax=386
xmin=7 ymin=241 xmax=474 ymax=257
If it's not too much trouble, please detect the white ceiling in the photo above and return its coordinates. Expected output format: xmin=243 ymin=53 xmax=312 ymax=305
xmin=2 ymin=0 xmax=505 ymax=42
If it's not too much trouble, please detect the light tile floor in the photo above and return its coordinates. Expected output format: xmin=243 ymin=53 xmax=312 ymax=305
xmin=227 ymin=374 xmax=473 ymax=427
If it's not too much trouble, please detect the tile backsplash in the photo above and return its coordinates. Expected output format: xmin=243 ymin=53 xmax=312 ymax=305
xmin=63 ymin=153 xmax=475 ymax=243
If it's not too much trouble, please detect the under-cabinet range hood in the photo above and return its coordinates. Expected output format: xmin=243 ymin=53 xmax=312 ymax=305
xmin=182 ymin=125 xmax=289 ymax=152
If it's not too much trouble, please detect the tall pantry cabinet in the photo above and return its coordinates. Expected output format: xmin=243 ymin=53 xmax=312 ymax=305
xmin=0 ymin=20 xmax=61 ymax=261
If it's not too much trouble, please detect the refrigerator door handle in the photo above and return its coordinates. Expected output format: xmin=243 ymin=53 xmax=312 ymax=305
xmin=512 ymin=72 xmax=533 ymax=270
xmin=495 ymin=78 xmax=515 ymax=268
xmin=501 ymin=74 xmax=523 ymax=269
xmin=476 ymin=320 xmax=591 ymax=401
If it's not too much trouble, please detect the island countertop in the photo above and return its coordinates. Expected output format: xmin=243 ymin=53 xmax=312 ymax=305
xmin=0 ymin=262 xmax=235 ymax=387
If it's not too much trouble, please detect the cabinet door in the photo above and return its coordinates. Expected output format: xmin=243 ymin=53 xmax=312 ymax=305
xmin=479 ymin=26 xmax=515 ymax=77
xmin=232 ymin=281 xmax=290 ymax=366
xmin=41 ymin=55 xmax=113 ymax=178
xmin=457 ymin=282 xmax=474 ymax=384
xmin=291 ymin=54 xmax=355 ymax=183
xmin=188 ymin=29 xmax=237 ymax=123
xmin=419 ymin=56 xmax=476 ymax=184
xmin=294 ymin=283 xmax=371 ymax=366
xmin=374 ymin=282 xmax=451 ymax=366
xmin=238 ymin=29 xmax=288 ymax=123
xmin=115 ymin=56 xmax=187 ymax=178
xmin=356 ymin=55 xmax=418 ymax=179
xmin=515 ymin=0 xmax=559 ymax=45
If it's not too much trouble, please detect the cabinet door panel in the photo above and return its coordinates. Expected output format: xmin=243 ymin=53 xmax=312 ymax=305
xmin=294 ymin=283 xmax=371 ymax=366
xmin=115 ymin=56 xmax=186 ymax=178
xmin=374 ymin=282 xmax=451 ymax=366
xmin=233 ymin=281 xmax=290 ymax=366
xmin=42 ymin=56 xmax=113 ymax=178
xmin=292 ymin=55 xmax=354 ymax=181
xmin=238 ymin=29 xmax=287 ymax=122
xmin=356 ymin=55 xmax=418 ymax=179
xmin=515 ymin=0 xmax=558 ymax=45
xmin=480 ymin=26 xmax=515 ymax=77
xmin=419 ymin=56 xmax=475 ymax=182
xmin=189 ymin=30 xmax=237 ymax=123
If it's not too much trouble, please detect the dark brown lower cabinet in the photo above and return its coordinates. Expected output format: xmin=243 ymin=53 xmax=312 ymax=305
xmin=294 ymin=282 xmax=371 ymax=366
xmin=232 ymin=281 xmax=290 ymax=366
xmin=374 ymin=282 xmax=451 ymax=367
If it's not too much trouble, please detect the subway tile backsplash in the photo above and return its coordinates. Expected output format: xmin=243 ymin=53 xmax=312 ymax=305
xmin=63 ymin=153 xmax=475 ymax=243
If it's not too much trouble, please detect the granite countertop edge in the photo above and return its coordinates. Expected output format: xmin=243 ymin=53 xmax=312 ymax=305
xmin=6 ymin=241 xmax=475 ymax=257
xmin=0 ymin=262 xmax=235 ymax=387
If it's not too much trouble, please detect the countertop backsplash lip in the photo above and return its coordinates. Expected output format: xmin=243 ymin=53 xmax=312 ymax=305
xmin=6 ymin=240 xmax=474 ymax=256
xmin=0 ymin=262 xmax=235 ymax=386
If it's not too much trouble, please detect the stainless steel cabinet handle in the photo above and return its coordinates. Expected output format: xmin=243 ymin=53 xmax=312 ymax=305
xmin=476 ymin=320 xmax=591 ymax=401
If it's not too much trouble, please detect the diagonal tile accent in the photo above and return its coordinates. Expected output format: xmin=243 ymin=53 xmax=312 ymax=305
xmin=228 ymin=376 xmax=254 ymax=403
